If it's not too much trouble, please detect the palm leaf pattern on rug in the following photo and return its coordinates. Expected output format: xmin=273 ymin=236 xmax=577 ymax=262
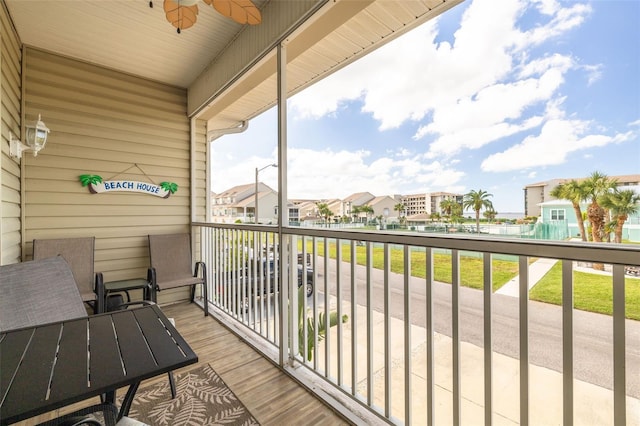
xmin=122 ymin=364 xmax=259 ymax=426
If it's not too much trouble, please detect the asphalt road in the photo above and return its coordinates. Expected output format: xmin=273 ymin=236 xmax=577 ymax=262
xmin=315 ymin=261 xmax=640 ymax=398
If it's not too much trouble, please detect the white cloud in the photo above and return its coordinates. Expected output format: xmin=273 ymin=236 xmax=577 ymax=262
xmin=480 ymin=119 xmax=631 ymax=172
xmin=289 ymin=0 xmax=597 ymax=168
xmin=283 ymin=148 xmax=466 ymax=199
xmin=582 ymin=64 xmax=603 ymax=86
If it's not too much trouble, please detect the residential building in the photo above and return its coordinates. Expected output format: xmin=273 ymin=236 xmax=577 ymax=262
xmin=402 ymin=192 xmax=463 ymax=217
xmin=366 ymin=195 xmax=400 ymax=224
xmin=538 ymin=186 xmax=640 ymax=242
xmin=402 ymin=193 xmax=426 ymax=216
xmin=426 ymin=191 xmax=464 ymax=215
xmin=211 ymin=182 xmax=277 ymax=224
xmin=524 ymin=174 xmax=640 ymax=217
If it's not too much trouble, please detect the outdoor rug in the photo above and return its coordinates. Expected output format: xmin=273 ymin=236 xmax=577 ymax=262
xmin=121 ymin=363 xmax=260 ymax=426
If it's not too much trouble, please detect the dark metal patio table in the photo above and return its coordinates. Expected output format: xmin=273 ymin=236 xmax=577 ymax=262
xmin=0 ymin=304 xmax=197 ymax=425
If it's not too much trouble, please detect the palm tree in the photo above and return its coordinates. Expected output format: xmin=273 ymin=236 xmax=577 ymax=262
xmin=394 ymin=203 xmax=405 ymax=227
xmin=439 ymin=199 xmax=455 ymax=219
xmin=600 ymin=189 xmax=640 ymax=243
xmin=550 ymin=179 xmax=589 ymax=241
xmin=584 ymin=171 xmax=616 ymax=243
xmin=483 ymin=208 xmax=497 ymax=223
xmin=315 ymin=202 xmax=334 ymax=226
xmin=351 ymin=205 xmax=361 ymax=223
xmin=360 ymin=205 xmax=374 ymax=224
xmin=463 ymin=189 xmax=494 ymax=233
xmin=450 ymin=202 xmax=463 ymax=224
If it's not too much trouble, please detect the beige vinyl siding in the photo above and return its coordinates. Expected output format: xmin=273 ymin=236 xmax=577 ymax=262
xmin=23 ymin=47 xmax=197 ymax=305
xmin=0 ymin=1 xmax=22 ymax=265
xmin=193 ymin=118 xmax=207 ymax=222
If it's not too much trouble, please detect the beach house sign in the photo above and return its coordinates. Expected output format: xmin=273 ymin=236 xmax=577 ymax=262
xmin=79 ymin=174 xmax=178 ymax=198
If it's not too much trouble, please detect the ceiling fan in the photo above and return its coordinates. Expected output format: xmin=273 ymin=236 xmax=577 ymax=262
xmin=153 ymin=0 xmax=262 ymax=33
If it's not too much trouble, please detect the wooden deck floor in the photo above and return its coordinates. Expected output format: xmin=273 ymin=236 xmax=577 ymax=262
xmin=160 ymin=302 xmax=351 ymax=425
xmin=16 ymin=302 xmax=351 ymax=425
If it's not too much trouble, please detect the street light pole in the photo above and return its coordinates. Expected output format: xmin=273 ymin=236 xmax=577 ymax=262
xmin=254 ymin=163 xmax=277 ymax=224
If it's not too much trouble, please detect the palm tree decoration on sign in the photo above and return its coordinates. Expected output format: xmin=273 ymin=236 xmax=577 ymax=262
xmin=463 ymin=189 xmax=494 ymax=234
xmin=159 ymin=0 xmax=262 ymax=33
xmin=160 ymin=182 xmax=179 ymax=196
xmin=79 ymin=174 xmax=103 ymax=194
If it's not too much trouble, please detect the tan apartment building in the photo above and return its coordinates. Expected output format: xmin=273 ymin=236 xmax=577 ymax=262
xmin=402 ymin=192 xmax=463 ymax=217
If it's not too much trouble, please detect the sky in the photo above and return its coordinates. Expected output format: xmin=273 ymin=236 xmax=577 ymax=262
xmin=210 ymin=0 xmax=640 ymax=214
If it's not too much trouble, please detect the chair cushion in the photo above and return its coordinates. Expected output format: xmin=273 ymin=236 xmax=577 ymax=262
xmin=157 ymin=276 xmax=204 ymax=291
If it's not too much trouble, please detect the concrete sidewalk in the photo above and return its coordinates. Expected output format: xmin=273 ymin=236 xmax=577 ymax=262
xmin=495 ymin=258 xmax=558 ymax=297
xmin=318 ymin=301 xmax=640 ymax=425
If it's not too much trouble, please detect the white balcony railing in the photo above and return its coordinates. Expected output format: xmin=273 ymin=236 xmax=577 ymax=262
xmin=192 ymin=222 xmax=639 ymax=425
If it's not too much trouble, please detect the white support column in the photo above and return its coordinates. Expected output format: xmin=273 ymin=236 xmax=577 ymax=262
xmin=277 ymin=42 xmax=289 ymax=367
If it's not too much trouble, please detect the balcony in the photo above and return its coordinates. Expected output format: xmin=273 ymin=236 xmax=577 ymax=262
xmin=190 ymin=222 xmax=639 ymax=425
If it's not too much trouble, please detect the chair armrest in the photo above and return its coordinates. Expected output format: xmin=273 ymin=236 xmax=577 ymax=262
xmin=194 ymin=261 xmax=206 ymax=278
xmin=95 ymin=272 xmax=106 ymax=314
xmin=147 ymin=267 xmax=158 ymax=302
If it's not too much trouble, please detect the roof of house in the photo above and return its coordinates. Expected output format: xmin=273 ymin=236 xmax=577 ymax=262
xmin=525 ymin=174 xmax=640 ymax=188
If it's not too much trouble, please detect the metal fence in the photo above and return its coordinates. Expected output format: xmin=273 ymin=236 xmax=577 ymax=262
xmin=193 ymin=222 xmax=639 ymax=425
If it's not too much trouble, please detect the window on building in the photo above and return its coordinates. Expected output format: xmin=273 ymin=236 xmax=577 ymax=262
xmin=551 ymin=209 xmax=565 ymax=220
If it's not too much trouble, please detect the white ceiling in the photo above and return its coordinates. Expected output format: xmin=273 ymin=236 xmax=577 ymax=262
xmin=6 ymin=0 xmax=268 ymax=88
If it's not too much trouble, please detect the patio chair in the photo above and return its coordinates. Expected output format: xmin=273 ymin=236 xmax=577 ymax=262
xmin=33 ymin=236 xmax=105 ymax=313
xmin=148 ymin=233 xmax=208 ymax=316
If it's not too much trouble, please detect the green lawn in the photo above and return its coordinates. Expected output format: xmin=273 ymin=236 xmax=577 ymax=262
xmin=303 ymin=240 xmax=520 ymax=292
xmin=530 ymin=262 xmax=640 ymax=320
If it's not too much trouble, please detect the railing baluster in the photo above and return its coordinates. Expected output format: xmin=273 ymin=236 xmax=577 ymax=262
xmin=251 ymin=231 xmax=258 ymax=327
xmin=324 ymin=237 xmax=330 ymax=378
xmin=404 ymin=245 xmax=412 ymax=425
xmin=313 ymin=237 xmax=319 ymax=371
xmin=562 ymin=259 xmax=574 ymax=425
xmin=301 ymin=236 xmax=308 ymax=364
xmin=274 ymin=232 xmax=280 ymax=345
xmin=384 ymin=243 xmax=391 ymax=418
xmin=483 ymin=252 xmax=493 ymax=426
xmin=452 ymin=249 xmax=460 ymax=426
xmin=613 ymin=263 xmax=626 ymax=425
xmin=519 ymin=256 xmax=529 ymax=426
xmin=259 ymin=232 xmax=265 ymax=336
xmin=367 ymin=241 xmax=373 ymax=407
xmin=266 ymin=235 xmax=272 ymax=340
xmin=351 ymin=240 xmax=357 ymax=396
xmin=337 ymin=239 xmax=343 ymax=386
xmin=426 ymin=247 xmax=434 ymax=426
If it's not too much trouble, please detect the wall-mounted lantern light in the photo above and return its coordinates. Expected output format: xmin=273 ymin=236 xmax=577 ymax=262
xmin=10 ymin=114 xmax=50 ymax=159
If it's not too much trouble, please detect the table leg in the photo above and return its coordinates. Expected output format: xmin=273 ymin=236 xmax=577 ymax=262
xmin=118 ymin=382 xmax=141 ymax=420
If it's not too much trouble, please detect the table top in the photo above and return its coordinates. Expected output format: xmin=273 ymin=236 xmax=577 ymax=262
xmin=0 ymin=304 xmax=197 ymax=425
